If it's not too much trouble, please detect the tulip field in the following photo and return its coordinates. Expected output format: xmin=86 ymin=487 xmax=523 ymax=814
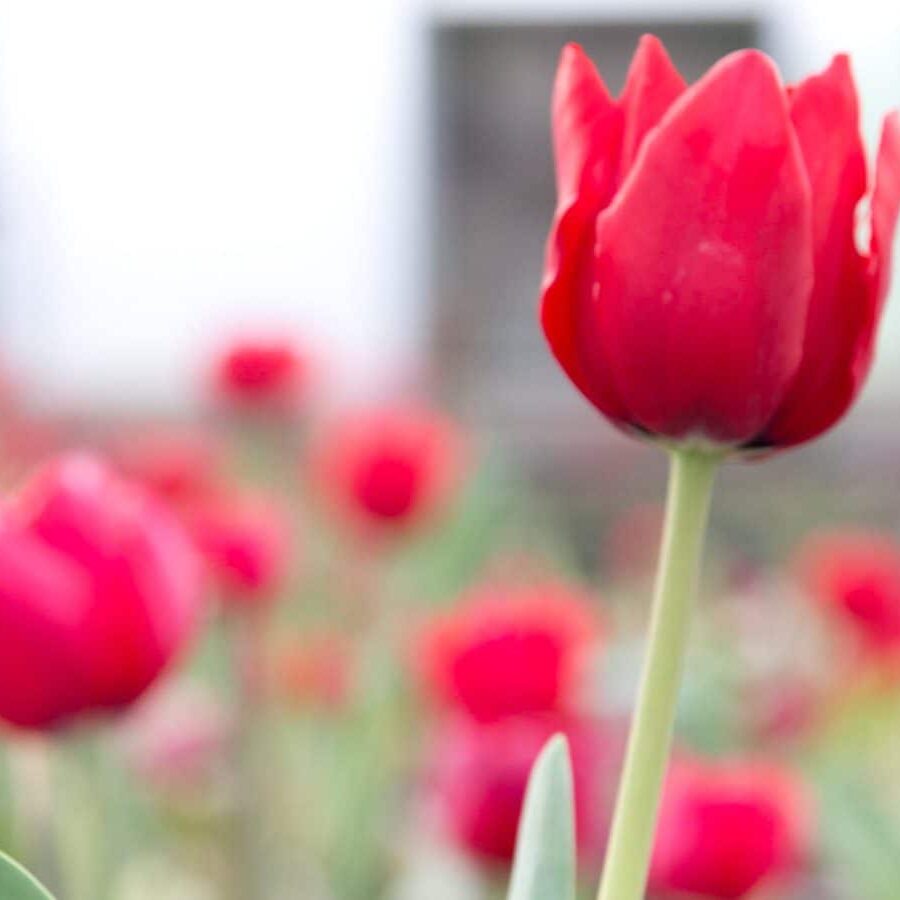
xmin=1 ymin=29 xmax=900 ymax=900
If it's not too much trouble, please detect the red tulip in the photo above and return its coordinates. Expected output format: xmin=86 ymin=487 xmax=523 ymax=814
xmin=0 ymin=454 xmax=204 ymax=729
xmin=212 ymin=337 xmax=309 ymax=411
xmin=0 ymin=523 xmax=94 ymax=727
xmin=309 ymin=406 xmax=465 ymax=537
xmin=182 ymin=488 xmax=293 ymax=602
xmin=427 ymin=713 xmax=614 ymax=866
xmin=795 ymin=530 xmax=900 ymax=656
xmin=416 ymin=582 xmax=601 ymax=723
xmin=650 ymin=757 xmax=813 ymax=899
xmin=542 ymin=36 xmax=900 ymax=450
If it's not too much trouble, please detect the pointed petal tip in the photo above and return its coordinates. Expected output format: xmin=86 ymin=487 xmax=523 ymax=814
xmin=684 ymin=48 xmax=791 ymax=125
xmin=557 ymin=42 xmax=593 ymax=77
xmin=623 ymin=32 xmax=685 ymax=87
xmin=787 ymin=53 xmax=857 ymax=106
xmin=554 ymin=42 xmax=608 ymax=94
xmin=560 ymin=41 xmax=585 ymax=59
xmin=831 ymin=52 xmax=852 ymax=73
xmin=551 ymin=42 xmax=615 ymax=138
xmin=820 ymin=53 xmax=857 ymax=91
xmin=720 ymin=47 xmax=783 ymax=82
xmin=634 ymin=33 xmax=677 ymax=62
xmin=636 ymin=32 xmax=666 ymax=52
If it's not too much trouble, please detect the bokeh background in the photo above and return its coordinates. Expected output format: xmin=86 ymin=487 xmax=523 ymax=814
xmin=0 ymin=1 xmax=899 ymax=899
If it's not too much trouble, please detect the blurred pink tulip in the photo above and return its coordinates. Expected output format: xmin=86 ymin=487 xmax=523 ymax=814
xmin=0 ymin=454 xmax=205 ymax=729
xmin=211 ymin=336 xmax=309 ymax=413
xmin=650 ymin=756 xmax=814 ymax=899
xmin=427 ymin=713 xmax=615 ymax=866
xmin=795 ymin=529 xmax=900 ymax=658
xmin=181 ymin=488 xmax=293 ymax=603
xmin=415 ymin=581 xmax=602 ymax=723
xmin=309 ymin=405 xmax=465 ymax=539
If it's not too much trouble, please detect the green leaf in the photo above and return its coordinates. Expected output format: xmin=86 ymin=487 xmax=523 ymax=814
xmin=507 ymin=734 xmax=576 ymax=900
xmin=0 ymin=852 xmax=55 ymax=899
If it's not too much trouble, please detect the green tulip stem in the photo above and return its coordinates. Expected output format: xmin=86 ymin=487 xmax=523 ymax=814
xmin=228 ymin=604 xmax=270 ymax=900
xmin=52 ymin=729 xmax=108 ymax=900
xmin=596 ymin=447 xmax=718 ymax=900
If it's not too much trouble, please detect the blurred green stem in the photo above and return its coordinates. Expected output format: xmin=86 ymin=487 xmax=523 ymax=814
xmin=595 ymin=448 xmax=718 ymax=900
xmin=52 ymin=730 xmax=107 ymax=900
xmin=228 ymin=606 xmax=269 ymax=900
xmin=0 ymin=742 xmax=22 ymax=861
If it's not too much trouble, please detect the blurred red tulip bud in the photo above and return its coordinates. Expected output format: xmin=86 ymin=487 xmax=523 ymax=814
xmin=795 ymin=530 xmax=900 ymax=658
xmin=542 ymin=37 xmax=900 ymax=451
xmin=427 ymin=713 xmax=615 ymax=866
xmin=309 ymin=406 xmax=465 ymax=537
xmin=181 ymin=488 xmax=293 ymax=603
xmin=0 ymin=454 xmax=205 ymax=730
xmin=650 ymin=756 xmax=814 ymax=899
xmin=416 ymin=582 xmax=602 ymax=723
xmin=211 ymin=336 xmax=309 ymax=412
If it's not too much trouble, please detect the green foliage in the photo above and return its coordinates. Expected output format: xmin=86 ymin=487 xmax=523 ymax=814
xmin=0 ymin=852 xmax=55 ymax=900
xmin=507 ymin=735 xmax=576 ymax=900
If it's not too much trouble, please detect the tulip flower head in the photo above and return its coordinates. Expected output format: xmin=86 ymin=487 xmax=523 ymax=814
xmin=542 ymin=36 xmax=900 ymax=452
xmin=310 ymin=406 xmax=465 ymax=538
xmin=0 ymin=454 xmax=204 ymax=730
xmin=211 ymin=336 xmax=309 ymax=412
xmin=427 ymin=713 xmax=612 ymax=866
xmin=795 ymin=529 xmax=900 ymax=657
xmin=650 ymin=757 xmax=814 ymax=899
xmin=182 ymin=488 xmax=293 ymax=604
xmin=416 ymin=582 xmax=602 ymax=722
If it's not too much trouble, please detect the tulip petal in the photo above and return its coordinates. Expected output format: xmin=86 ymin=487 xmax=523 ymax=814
xmin=871 ymin=111 xmax=900 ymax=310
xmin=0 ymin=525 xmax=91 ymax=728
xmin=618 ymin=34 xmax=686 ymax=177
xmin=551 ymin=43 xmax=620 ymax=205
xmin=541 ymin=45 xmax=629 ymax=423
xmin=788 ymin=57 xmax=867 ymax=269
xmin=762 ymin=106 xmax=900 ymax=447
xmin=753 ymin=57 xmax=869 ymax=446
xmin=588 ymin=50 xmax=813 ymax=444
